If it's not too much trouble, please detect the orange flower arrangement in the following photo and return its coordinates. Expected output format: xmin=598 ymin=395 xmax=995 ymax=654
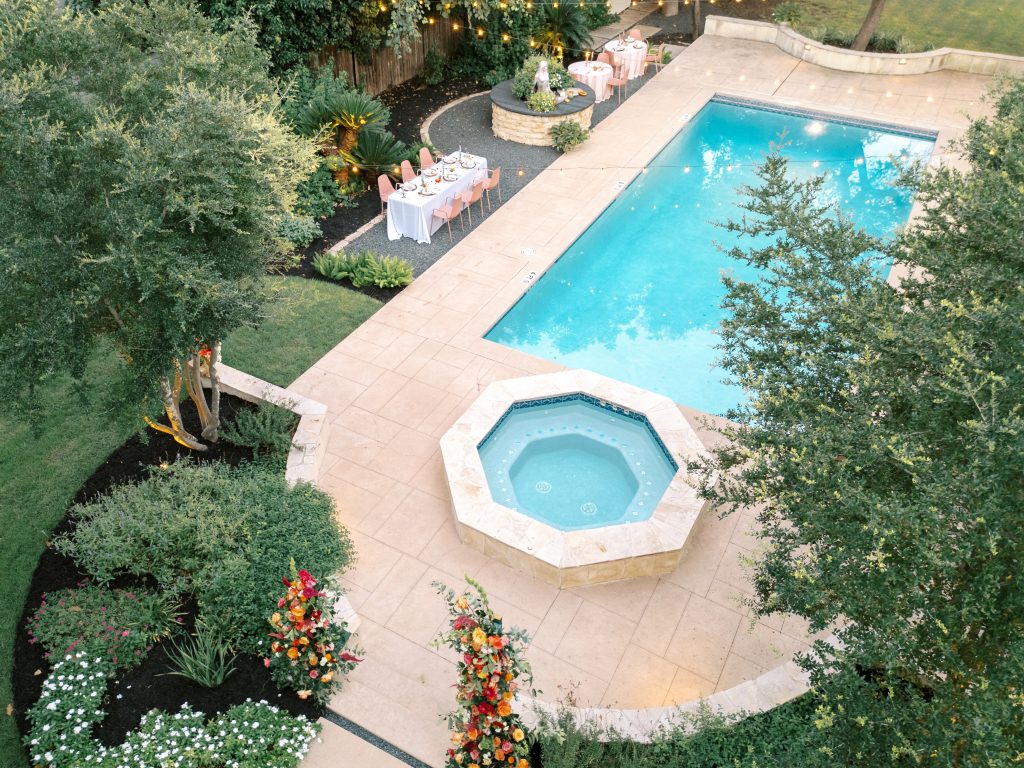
xmin=434 ymin=578 xmax=534 ymax=768
xmin=265 ymin=562 xmax=362 ymax=704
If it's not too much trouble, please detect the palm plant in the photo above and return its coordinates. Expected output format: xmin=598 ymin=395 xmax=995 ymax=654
xmin=294 ymin=90 xmax=391 ymax=184
xmin=343 ymin=129 xmax=409 ymax=181
xmin=536 ymin=3 xmax=593 ymax=60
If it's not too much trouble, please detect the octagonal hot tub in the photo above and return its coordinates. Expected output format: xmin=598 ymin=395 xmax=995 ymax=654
xmin=440 ymin=370 xmax=710 ymax=587
xmin=479 ymin=395 xmax=676 ymax=531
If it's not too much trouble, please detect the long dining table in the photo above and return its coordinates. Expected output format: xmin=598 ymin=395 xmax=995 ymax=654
xmin=386 ymin=152 xmax=488 ymax=244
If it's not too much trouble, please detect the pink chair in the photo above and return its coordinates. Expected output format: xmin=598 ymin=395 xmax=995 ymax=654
xmin=608 ymin=70 xmax=628 ymax=103
xmin=419 ymin=146 xmax=435 ymax=170
xmin=644 ymin=43 xmax=665 ymax=74
xmin=460 ymin=180 xmax=485 ymax=225
xmin=481 ymin=167 xmax=502 ymax=210
xmin=400 ymin=160 xmax=416 ymax=183
xmin=597 ymin=51 xmax=614 ymax=66
xmin=377 ymin=174 xmax=395 ymax=216
xmin=431 ymin=195 xmax=465 ymax=242
xmin=628 ymin=28 xmax=644 ymax=42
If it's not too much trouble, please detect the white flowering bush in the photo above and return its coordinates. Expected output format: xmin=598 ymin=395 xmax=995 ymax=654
xmin=25 ymin=653 xmax=319 ymax=768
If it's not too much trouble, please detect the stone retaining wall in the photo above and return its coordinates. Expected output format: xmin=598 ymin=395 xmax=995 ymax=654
xmin=492 ymin=102 xmax=595 ymax=147
xmin=705 ymin=16 xmax=1024 ymax=77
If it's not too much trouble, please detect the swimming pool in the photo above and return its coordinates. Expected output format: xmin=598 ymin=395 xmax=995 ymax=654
xmin=485 ymin=97 xmax=936 ymax=415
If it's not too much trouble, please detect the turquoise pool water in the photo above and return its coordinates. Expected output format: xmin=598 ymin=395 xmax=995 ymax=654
xmin=485 ymin=98 xmax=935 ymax=415
xmin=477 ymin=396 xmax=676 ymax=530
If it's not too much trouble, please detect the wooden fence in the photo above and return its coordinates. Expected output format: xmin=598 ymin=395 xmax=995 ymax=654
xmin=313 ymin=24 xmax=461 ymax=96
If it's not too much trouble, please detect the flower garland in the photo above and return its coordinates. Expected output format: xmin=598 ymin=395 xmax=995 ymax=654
xmin=266 ymin=563 xmax=362 ymax=704
xmin=434 ymin=578 xmax=534 ymax=768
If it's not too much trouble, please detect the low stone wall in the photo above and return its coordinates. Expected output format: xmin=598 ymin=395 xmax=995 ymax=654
xmin=492 ymin=102 xmax=595 ymax=146
xmin=704 ymin=15 xmax=1024 ymax=77
xmin=490 ymin=79 xmax=596 ymax=147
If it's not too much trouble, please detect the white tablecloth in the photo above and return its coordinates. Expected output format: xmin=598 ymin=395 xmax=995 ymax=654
xmin=386 ymin=153 xmax=488 ymax=244
xmin=603 ymin=40 xmax=648 ymax=79
xmin=568 ymin=61 xmax=613 ymax=103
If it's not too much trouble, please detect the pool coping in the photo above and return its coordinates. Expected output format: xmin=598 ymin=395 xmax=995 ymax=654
xmin=439 ymin=369 xmax=711 ymax=587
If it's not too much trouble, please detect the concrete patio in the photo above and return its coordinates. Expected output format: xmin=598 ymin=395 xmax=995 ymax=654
xmin=292 ymin=27 xmax=998 ymax=768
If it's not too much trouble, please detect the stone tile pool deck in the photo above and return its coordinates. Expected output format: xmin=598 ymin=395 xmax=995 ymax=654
xmin=289 ymin=33 xmax=996 ymax=766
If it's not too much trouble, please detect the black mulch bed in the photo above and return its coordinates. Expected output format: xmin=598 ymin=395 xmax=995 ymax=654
xmin=282 ymin=74 xmax=484 ymax=297
xmin=12 ymin=393 xmax=320 ymax=748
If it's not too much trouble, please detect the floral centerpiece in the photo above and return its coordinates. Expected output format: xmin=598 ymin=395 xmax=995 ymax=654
xmin=265 ymin=562 xmax=362 ymax=704
xmin=434 ymin=578 xmax=535 ymax=768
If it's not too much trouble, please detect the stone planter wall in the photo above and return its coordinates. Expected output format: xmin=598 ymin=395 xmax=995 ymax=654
xmin=490 ymin=79 xmax=596 ymax=147
xmin=492 ymin=102 xmax=595 ymax=146
xmin=705 ymin=16 xmax=1024 ymax=77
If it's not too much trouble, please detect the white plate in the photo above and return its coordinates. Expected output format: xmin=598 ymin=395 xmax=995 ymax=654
xmin=614 ymin=45 xmax=626 ymax=51
xmin=633 ymin=42 xmax=646 ymax=48
xmin=460 ymin=160 xmax=476 ymax=169
xmin=400 ymin=183 xmax=417 ymax=191
xmin=442 ymin=155 xmax=457 ymax=163
xmin=419 ymin=187 xmax=438 ymax=196
xmin=443 ymin=173 xmax=458 ymax=182
xmin=423 ymin=168 xmax=439 ymax=177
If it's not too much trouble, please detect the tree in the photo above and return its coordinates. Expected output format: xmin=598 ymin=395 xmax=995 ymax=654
xmin=852 ymin=0 xmax=887 ymax=51
xmin=0 ymin=0 xmax=315 ymax=449
xmin=695 ymin=80 xmax=1024 ymax=764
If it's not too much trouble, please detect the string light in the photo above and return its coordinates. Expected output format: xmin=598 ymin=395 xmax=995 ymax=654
xmin=502 ymin=32 xmax=511 ymax=42
xmin=427 ymin=16 xmax=435 ymax=23
xmin=452 ymin=20 xmax=460 ymax=30
xmin=477 ymin=27 xmax=485 ymax=36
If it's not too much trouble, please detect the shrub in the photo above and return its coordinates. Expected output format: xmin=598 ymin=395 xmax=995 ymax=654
xmin=313 ymin=250 xmax=413 ymax=288
xmin=277 ymin=212 xmax=322 ymax=247
xmin=25 ymin=652 xmax=319 ymax=768
xmin=221 ymin=400 xmax=298 ymax=461
xmin=812 ymin=27 xmax=917 ymax=53
xmin=423 ymin=44 xmax=446 ymax=85
xmin=549 ymin=120 xmax=589 ymax=152
xmin=164 ymin=620 xmax=236 ymax=688
xmin=771 ymin=1 xmax=802 ymax=25
xmin=527 ymin=90 xmax=558 ymax=113
xmin=511 ymin=55 xmax=574 ymax=100
xmin=582 ymin=2 xmax=618 ymax=31
xmin=55 ymin=462 xmax=353 ymax=652
xmin=28 ymin=585 xmax=178 ymax=671
xmin=448 ymin=8 xmax=538 ymax=86
xmin=295 ymin=162 xmax=344 ymax=219
xmin=265 ymin=565 xmax=362 ymax=705
xmin=344 ymin=128 xmax=409 ymax=180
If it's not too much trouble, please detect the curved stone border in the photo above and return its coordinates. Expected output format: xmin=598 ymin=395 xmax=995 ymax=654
xmin=518 ymin=648 xmax=827 ymax=742
xmin=440 ymin=369 xmax=710 ymax=587
xmin=705 ymin=16 xmax=1024 ymax=77
xmin=420 ymin=90 xmax=490 ymax=146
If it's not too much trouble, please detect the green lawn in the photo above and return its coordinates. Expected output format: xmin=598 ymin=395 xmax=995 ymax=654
xmin=0 ymin=276 xmax=380 ymax=767
xmin=222 ymin=276 xmax=382 ymax=387
xmin=792 ymin=0 xmax=1024 ymax=56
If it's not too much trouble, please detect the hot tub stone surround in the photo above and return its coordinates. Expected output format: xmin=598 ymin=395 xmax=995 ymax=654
xmin=440 ymin=369 xmax=710 ymax=587
xmin=490 ymin=79 xmax=595 ymax=147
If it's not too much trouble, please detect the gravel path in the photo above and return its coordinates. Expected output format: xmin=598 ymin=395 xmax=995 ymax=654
xmin=345 ymin=65 xmax=661 ymax=276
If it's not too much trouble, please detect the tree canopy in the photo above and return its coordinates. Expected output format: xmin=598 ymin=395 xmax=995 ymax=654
xmin=697 ymin=80 xmax=1024 ymax=764
xmin=0 ymin=0 xmax=315 ymax=426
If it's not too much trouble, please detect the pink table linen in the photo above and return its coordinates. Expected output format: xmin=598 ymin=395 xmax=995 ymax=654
xmin=603 ymin=39 xmax=648 ymax=80
xmin=567 ymin=61 xmax=613 ymax=103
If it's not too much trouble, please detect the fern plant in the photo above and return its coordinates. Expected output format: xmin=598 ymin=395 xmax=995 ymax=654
xmin=313 ymin=250 xmax=412 ymax=289
xmin=371 ymin=256 xmax=414 ymax=288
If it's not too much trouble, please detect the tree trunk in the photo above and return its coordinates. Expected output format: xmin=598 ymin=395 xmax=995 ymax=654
xmin=335 ymin=127 xmax=358 ymax=186
xmin=205 ymin=341 xmax=222 ymax=442
xmin=145 ymin=364 xmax=207 ymax=451
xmin=851 ymin=0 xmax=886 ymax=52
xmin=663 ymin=0 xmax=679 ymax=18
xmin=691 ymin=0 xmax=702 ymax=41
